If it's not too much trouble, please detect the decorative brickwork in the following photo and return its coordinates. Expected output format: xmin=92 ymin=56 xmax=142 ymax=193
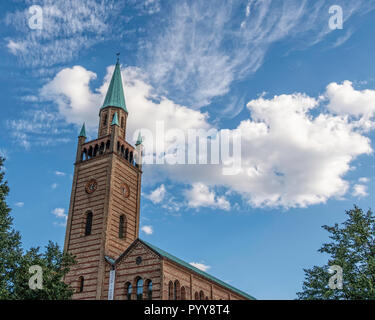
xmin=63 ymin=59 xmax=254 ymax=301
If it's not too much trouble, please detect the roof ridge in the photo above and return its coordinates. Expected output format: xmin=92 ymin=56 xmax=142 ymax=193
xmin=140 ymin=239 xmax=255 ymax=300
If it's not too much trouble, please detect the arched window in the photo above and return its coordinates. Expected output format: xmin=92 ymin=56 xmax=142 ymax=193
xmin=181 ymin=286 xmax=186 ymax=300
xmin=136 ymin=278 xmax=144 ymax=300
xmin=174 ymin=280 xmax=180 ymax=300
xmin=85 ymin=211 xmax=93 ymax=236
xmin=121 ymin=117 xmax=125 ymax=129
xmin=119 ymin=214 xmax=126 ymax=239
xmin=199 ymin=291 xmax=204 ymax=300
xmin=99 ymin=142 xmax=104 ymax=155
xmin=146 ymin=280 xmax=152 ymax=300
xmin=117 ymin=141 xmax=120 ymax=152
xmin=81 ymin=148 xmax=87 ymax=161
xmin=125 ymin=148 xmax=129 ymax=160
xmin=78 ymin=276 xmax=84 ymax=293
xmin=93 ymin=144 xmax=98 ymax=157
xmin=168 ymin=281 xmax=173 ymax=300
xmin=194 ymin=292 xmax=199 ymax=300
xmin=121 ymin=145 xmax=125 ymax=156
xmin=129 ymin=151 xmax=133 ymax=164
xmin=125 ymin=282 xmax=132 ymax=300
xmin=103 ymin=114 xmax=108 ymax=126
xmin=106 ymin=140 xmax=110 ymax=151
xmin=88 ymin=146 xmax=93 ymax=159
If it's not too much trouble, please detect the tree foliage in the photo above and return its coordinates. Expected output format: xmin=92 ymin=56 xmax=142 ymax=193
xmin=297 ymin=205 xmax=375 ymax=299
xmin=0 ymin=157 xmax=75 ymax=299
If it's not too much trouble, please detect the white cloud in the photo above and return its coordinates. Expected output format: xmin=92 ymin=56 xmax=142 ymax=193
xmin=4 ymin=1 xmax=126 ymax=67
xmin=14 ymin=202 xmax=24 ymax=208
xmin=40 ymin=64 xmax=210 ymax=132
xmin=142 ymin=1 xmax=375 ymax=107
xmin=40 ymin=66 xmax=101 ymax=128
xmin=352 ymin=184 xmax=368 ymax=198
xmin=6 ymin=109 xmax=70 ymax=149
xmin=326 ymin=81 xmax=375 ymax=118
xmin=146 ymin=184 xmax=166 ymax=204
xmin=36 ymin=64 xmax=375 ymax=209
xmin=141 ymin=225 xmax=153 ymax=235
xmin=358 ymin=177 xmax=370 ymax=183
xmin=54 ymin=170 xmax=66 ymax=176
xmin=189 ymin=262 xmax=210 ymax=272
xmin=52 ymin=207 xmax=67 ymax=220
xmin=6 ymin=40 xmax=26 ymax=55
xmin=184 ymin=183 xmax=230 ymax=210
xmin=51 ymin=183 xmax=58 ymax=189
xmin=332 ymin=29 xmax=354 ymax=48
xmin=164 ymin=88 xmax=372 ymax=208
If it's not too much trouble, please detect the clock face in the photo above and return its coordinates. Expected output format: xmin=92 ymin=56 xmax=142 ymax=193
xmin=121 ymin=183 xmax=130 ymax=198
xmin=85 ymin=179 xmax=97 ymax=194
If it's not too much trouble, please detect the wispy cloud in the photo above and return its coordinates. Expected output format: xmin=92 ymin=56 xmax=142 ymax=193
xmin=352 ymin=184 xmax=368 ymax=198
xmin=14 ymin=202 xmax=24 ymax=208
xmin=6 ymin=109 xmax=71 ymax=149
xmin=189 ymin=262 xmax=210 ymax=272
xmin=141 ymin=0 xmax=375 ymax=108
xmin=4 ymin=0 xmax=125 ymax=67
xmin=54 ymin=170 xmax=66 ymax=176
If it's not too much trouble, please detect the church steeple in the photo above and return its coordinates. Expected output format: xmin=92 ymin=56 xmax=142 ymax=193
xmin=101 ymin=58 xmax=127 ymax=112
xmin=98 ymin=56 xmax=128 ymax=139
xmin=79 ymin=123 xmax=86 ymax=138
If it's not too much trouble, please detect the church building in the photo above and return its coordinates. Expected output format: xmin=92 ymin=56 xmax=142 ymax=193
xmin=63 ymin=58 xmax=255 ymax=300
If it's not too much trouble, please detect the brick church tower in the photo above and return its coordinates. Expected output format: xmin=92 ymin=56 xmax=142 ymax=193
xmin=63 ymin=57 xmax=254 ymax=301
xmin=63 ymin=57 xmax=144 ymax=299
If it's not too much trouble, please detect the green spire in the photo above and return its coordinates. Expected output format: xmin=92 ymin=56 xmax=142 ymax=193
xmin=101 ymin=57 xmax=127 ymax=112
xmin=79 ymin=123 xmax=86 ymax=138
xmin=111 ymin=112 xmax=119 ymax=126
xmin=135 ymin=131 xmax=143 ymax=145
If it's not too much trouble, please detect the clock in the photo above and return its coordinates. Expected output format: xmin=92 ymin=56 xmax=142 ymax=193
xmin=85 ymin=179 xmax=97 ymax=194
xmin=136 ymin=256 xmax=142 ymax=265
xmin=121 ymin=182 xmax=130 ymax=198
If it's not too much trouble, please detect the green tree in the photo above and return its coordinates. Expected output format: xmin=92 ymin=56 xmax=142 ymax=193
xmin=13 ymin=241 xmax=75 ymax=299
xmin=297 ymin=205 xmax=375 ymax=300
xmin=0 ymin=157 xmax=23 ymax=299
xmin=0 ymin=157 xmax=75 ymax=299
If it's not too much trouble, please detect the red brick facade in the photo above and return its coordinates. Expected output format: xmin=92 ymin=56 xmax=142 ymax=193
xmin=63 ymin=63 xmax=253 ymax=300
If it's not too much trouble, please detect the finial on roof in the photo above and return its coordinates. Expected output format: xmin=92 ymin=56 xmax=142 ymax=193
xmin=135 ymin=131 xmax=143 ymax=146
xmin=116 ymin=52 xmax=120 ymax=63
xmin=79 ymin=123 xmax=86 ymax=138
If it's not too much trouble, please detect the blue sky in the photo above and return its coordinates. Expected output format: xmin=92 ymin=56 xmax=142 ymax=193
xmin=1 ymin=0 xmax=375 ymax=300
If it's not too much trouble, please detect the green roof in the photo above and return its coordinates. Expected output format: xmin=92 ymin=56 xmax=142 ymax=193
xmin=141 ymin=239 xmax=256 ymax=300
xmin=111 ymin=112 xmax=119 ymax=126
xmin=79 ymin=123 xmax=86 ymax=138
xmin=101 ymin=59 xmax=127 ymax=112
